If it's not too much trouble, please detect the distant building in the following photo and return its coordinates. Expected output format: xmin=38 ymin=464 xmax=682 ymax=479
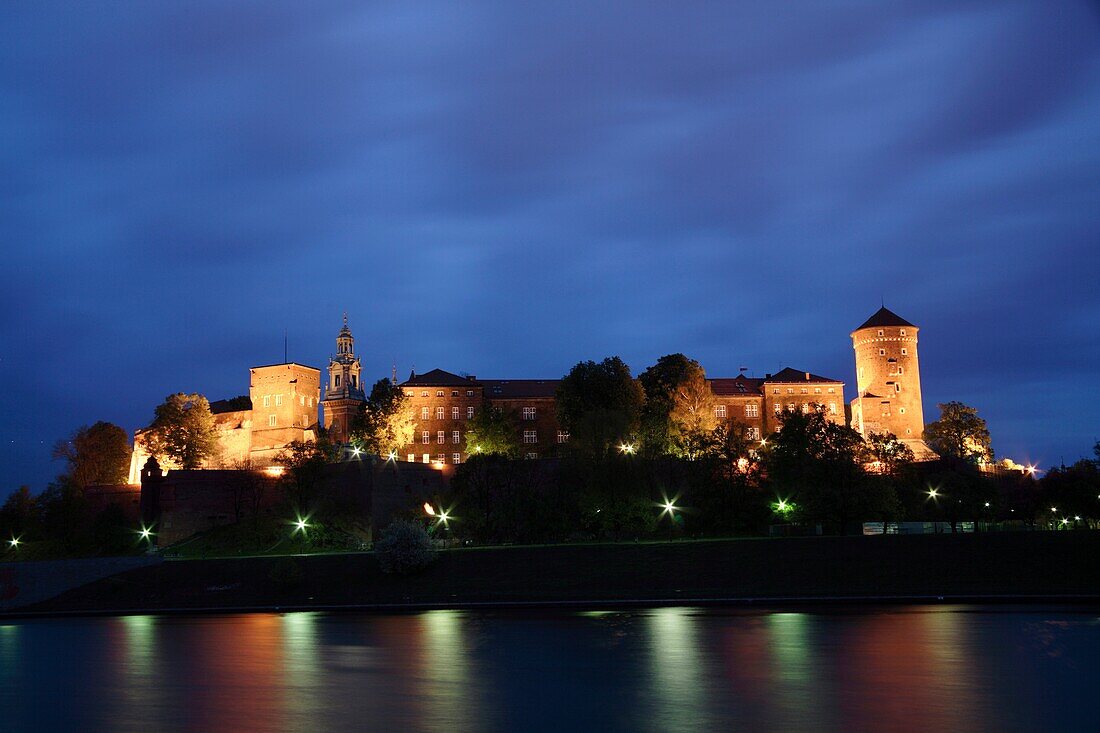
xmin=321 ymin=314 xmax=365 ymax=445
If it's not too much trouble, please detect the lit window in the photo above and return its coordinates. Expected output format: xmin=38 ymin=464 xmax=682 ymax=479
xmin=900 ymin=329 xmax=906 ymax=336
xmin=747 ymin=427 xmax=760 ymax=440
xmin=466 ymin=390 xmax=474 ymax=397
xmin=453 ymin=453 xmax=462 ymax=464
xmin=787 ymin=403 xmax=795 ymax=412
xmin=436 ymin=391 xmax=444 ymax=397
xmin=435 ymin=454 xmax=446 ymax=464
xmin=814 ymin=387 xmax=821 ymax=394
xmin=829 ymin=403 xmax=838 ymax=415
xmin=276 ymin=395 xmax=283 ymax=406
xmin=335 ymin=375 xmax=341 ymax=387
xmin=773 ymin=388 xmax=780 ymax=394
xmin=802 ymin=403 xmax=809 ymax=413
xmin=801 ymin=387 xmax=808 ymax=395
xmin=268 ymin=415 xmax=276 ymax=427
xmin=522 ymin=407 xmax=536 ymax=421
xmin=715 ymin=405 xmax=727 ymax=419
xmin=787 ymin=388 xmax=794 ymax=394
xmin=263 ymin=395 xmax=270 ymax=408
xmin=557 ymin=431 xmax=570 ymax=443
xmin=437 ymin=431 xmax=445 ymax=444
xmin=422 ymin=454 xmax=430 ymax=463
xmin=436 ymin=407 xmax=445 ymax=420
xmin=525 ymin=452 xmax=538 ymax=460
xmin=452 ymin=406 xmax=460 ymax=419
xmin=467 ymin=406 xmax=475 ymax=419
xmin=421 ymin=407 xmax=430 ymax=420
xmin=745 ymin=404 xmax=759 ymax=418
xmin=901 ymin=348 xmax=908 ymax=356
xmin=879 ymin=349 xmax=886 ymax=356
xmin=407 ymin=454 xmax=415 ymax=462
xmin=774 ymin=404 xmax=782 ymax=415
xmin=422 ymin=431 xmax=430 ymax=444
xmin=299 ymin=395 xmax=305 ymax=406
xmin=523 ymin=430 xmax=537 ymax=444
xmin=828 ymin=387 xmax=835 ymax=394
xmin=452 ymin=431 xmax=460 ymax=444
xmin=421 ymin=391 xmax=429 ymax=397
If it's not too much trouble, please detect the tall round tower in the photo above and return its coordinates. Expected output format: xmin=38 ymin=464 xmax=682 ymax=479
xmin=850 ymin=306 xmax=925 ymax=440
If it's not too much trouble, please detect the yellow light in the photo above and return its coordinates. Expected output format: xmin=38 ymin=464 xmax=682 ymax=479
xmin=387 ymin=451 xmax=397 ymax=461
xmin=927 ymin=488 xmax=939 ymax=499
xmin=619 ymin=443 xmax=636 ymax=455
xmin=1051 ymin=507 xmax=1057 ymax=512
xmin=661 ymin=499 xmax=677 ymax=516
xmin=264 ymin=466 xmax=285 ymax=478
xmin=423 ymin=502 xmax=435 ymax=516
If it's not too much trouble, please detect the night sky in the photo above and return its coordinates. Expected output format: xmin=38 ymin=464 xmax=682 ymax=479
xmin=2 ymin=1 xmax=1098 ymax=494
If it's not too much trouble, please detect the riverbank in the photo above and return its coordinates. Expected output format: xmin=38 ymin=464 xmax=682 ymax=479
xmin=6 ymin=531 xmax=1099 ymax=617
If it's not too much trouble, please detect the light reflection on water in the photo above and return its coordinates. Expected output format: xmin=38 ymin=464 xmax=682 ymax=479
xmin=0 ymin=606 xmax=1096 ymax=732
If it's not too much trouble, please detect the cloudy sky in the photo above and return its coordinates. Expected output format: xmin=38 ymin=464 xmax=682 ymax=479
xmin=1 ymin=1 xmax=1098 ymax=493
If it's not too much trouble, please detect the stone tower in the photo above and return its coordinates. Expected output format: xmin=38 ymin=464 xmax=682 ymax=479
xmin=322 ymin=314 xmax=365 ymax=444
xmin=849 ymin=307 xmax=926 ymax=444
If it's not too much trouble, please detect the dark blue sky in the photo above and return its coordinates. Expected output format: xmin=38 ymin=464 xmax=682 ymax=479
xmin=2 ymin=1 xmax=1098 ymax=494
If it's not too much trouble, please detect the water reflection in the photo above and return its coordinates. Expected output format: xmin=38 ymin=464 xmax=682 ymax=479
xmin=0 ymin=606 xmax=1096 ymax=732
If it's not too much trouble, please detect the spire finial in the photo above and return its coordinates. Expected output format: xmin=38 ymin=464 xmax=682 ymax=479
xmin=343 ymin=311 xmax=348 ymax=327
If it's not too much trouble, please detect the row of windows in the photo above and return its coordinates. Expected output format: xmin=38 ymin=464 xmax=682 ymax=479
xmin=771 ymin=386 xmax=837 ymax=395
xmin=714 ymin=404 xmax=760 ymax=419
xmin=422 ymin=430 xmax=463 ymax=444
xmin=773 ymin=402 xmax=839 ymax=415
xmin=416 ymin=405 xmax=541 ymax=420
xmin=261 ymin=394 xmax=314 ymax=408
xmin=409 ymin=453 xmax=464 ymax=465
xmin=878 ymin=348 xmax=909 ymax=356
xmin=409 ymin=389 xmax=476 ymax=398
xmin=332 ymin=373 xmax=359 ymax=389
xmin=877 ymin=329 xmax=907 ymax=337
xmin=267 ymin=414 xmax=312 ymax=427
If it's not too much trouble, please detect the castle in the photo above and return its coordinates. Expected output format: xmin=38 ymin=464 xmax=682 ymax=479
xmin=127 ymin=306 xmax=932 ymax=480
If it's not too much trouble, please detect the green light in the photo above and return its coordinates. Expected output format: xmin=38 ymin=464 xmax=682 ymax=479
xmin=292 ymin=515 xmax=310 ymax=535
xmin=660 ymin=499 xmax=677 ymax=516
xmin=772 ymin=498 xmax=795 ymax=516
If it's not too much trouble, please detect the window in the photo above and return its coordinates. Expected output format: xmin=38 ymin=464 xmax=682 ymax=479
xmin=801 ymin=403 xmax=810 ymax=413
xmin=435 ymin=454 xmax=446 ymax=464
xmin=421 ymin=391 xmax=429 ymax=397
xmin=436 ymin=391 xmax=444 ymax=397
xmin=829 ymin=403 xmax=838 ymax=415
xmin=827 ymin=387 xmax=835 ymax=394
xmin=773 ymin=388 xmax=780 ymax=394
xmin=452 ymin=406 xmax=460 ymax=419
xmin=787 ymin=388 xmax=794 ymax=394
xmin=787 ymin=403 xmax=795 ymax=412
xmin=901 ymin=348 xmax=908 ymax=355
xmin=878 ymin=329 xmax=884 ymax=336
xmin=523 ymin=430 xmax=537 ymax=444
xmin=436 ymin=407 xmax=445 ymax=420
xmin=557 ymin=431 xmax=570 ymax=443
xmin=899 ymin=407 xmax=906 ymax=414
xmin=900 ymin=329 xmax=906 ymax=336
xmin=351 ymin=375 xmax=357 ymax=388
xmin=452 ymin=431 xmax=460 ymax=444
xmin=715 ymin=405 xmax=727 ymax=419
xmin=422 ymin=431 xmax=430 ymax=444
xmin=467 ymin=406 xmax=475 ymax=419
xmin=895 ymin=383 xmax=901 ymax=393
xmin=879 ymin=349 xmax=886 ymax=356
xmin=452 ymin=453 xmax=462 ymax=464
xmin=814 ymin=387 xmax=821 ymax=394
xmin=897 ymin=366 xmax=904 ymax=375
xmin=335 ymin=375 xmax=341 ymax=387
xmin=299 ymin=395 xmax=305 ymax=406
xmin=745 ymin=404 xmax=759 ymax=418
xmin=525 ymin=452 xmax=538 ymax=460
xmin=421 ymin=407 xmax=430 ymax=420
xmin=268 ymin=415 xmax=276 ymax=427
xmin=774 ymin=404 xmax=782 ymax=415
xmin=309 ymin=397 xmax=313 ymax=407
xmin=437 ymin=431 xmax=445 ymax=444
xmin=275 ymin=394 xmax=283 ymax=406
xmin=407 ymin=454 xmax=415 ymax=463
xmin=747 ymin=427 xmax=760 ymax=440
xmin=451 ymin=390 xmax=459 ymax=397
xmin=800 ymin=387 xmax=808 ymax=395
xmin=422 ymin=454 xmax=430 ymax=463
xmin=466 ymin=390 xmax=474 ymax=397
xmin=522 ymin=407 xmax=536 ymax=420
xmin=263 ymin=395 xmax=270 ymax=407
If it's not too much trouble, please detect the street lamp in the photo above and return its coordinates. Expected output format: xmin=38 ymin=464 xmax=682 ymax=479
xmin=8 ymin=536 xmax=20 ymax=549
xmin=291 ymin=514 xmax=310 ymax=536
xmin=351 ymin=446 xmax=363 ymax=458
xmin=927 ymin=487 xmax=939 ymax=500
xmin=619 ymin=443 xmax=637 ymax=455
xmin=387 ymin=450 xmax=397 ymax=462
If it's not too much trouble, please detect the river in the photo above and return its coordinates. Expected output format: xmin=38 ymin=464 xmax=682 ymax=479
xmin=1 ymin=605 xmax=1096 ymax=732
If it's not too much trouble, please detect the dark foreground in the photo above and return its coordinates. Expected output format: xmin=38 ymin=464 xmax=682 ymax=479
xmin=2 ymin=605 xmax=1098 ymax=732
xmin=15 ymin=531 xmax=1100 ymax=616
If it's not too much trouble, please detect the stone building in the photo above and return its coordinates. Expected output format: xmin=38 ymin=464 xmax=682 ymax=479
xmin=849 ymin=306 xmax=936 ymax=459
xmin=126 ymin=362 xmax=320 ymax=482
xmin=321 ymin=315 xmax=365 ymax=445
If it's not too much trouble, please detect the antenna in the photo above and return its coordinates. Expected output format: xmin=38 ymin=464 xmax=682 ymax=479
xmin=284 ymin=329 xmax=288 ymax=364
xmin=392 ymin=361 xmax=397 ymax=384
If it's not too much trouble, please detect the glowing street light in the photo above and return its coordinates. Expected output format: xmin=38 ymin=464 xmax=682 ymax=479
xmin=661 ymin=499 xmax=677 ymax=516
xmin=8 ymin=536 xmax=20 ymax=549
xmin=386 ymin=450 xmax=397 ymax=462
xmin=351 ymin=446 xmax=363 ymax=458
xmin=138 ymin=526 xmax=153 ymax=542
xmin=927 ymin=487 xmax=940 ymax=500
xmin=291 ymin=515 xmax=310 ymax=535
xmin=619 ymin=443 xmax=637 ymax=455
xmin=423 ymin=502 xmax=436 ymax=516
xmin=437 ymin=510 xmax=450 ymax=528
xmin=1051 ymin=507 xmax=1058 ymax=513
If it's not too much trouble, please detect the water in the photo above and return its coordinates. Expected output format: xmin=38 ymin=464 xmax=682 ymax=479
xmin=1 ymin=606 xmax=1096 ymax=732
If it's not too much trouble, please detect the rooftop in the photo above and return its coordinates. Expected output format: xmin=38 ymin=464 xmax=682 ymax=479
xmin=855 ymin=306 xmax=916 ymax=330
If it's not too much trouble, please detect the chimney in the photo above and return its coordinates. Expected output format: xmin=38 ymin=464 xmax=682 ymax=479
xmin=765 ymin=373 xmax=772 ymax=379
xmin=805 ymin=372 xmax=811 ymax=381
xmin=466 ymin=375 xmax=477 ymax=381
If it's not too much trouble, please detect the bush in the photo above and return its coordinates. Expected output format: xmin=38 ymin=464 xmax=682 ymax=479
xmin=375 ymin=519 xmax=436 ymax=575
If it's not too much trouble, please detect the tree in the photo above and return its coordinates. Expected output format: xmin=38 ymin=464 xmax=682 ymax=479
xmin=638 ymin=354 xmax=716 ymax=458
xmin=375 ymin=519 xmax=436 ymax=574
xmin=863 ymin=431 xmax=915 ymax=476
xmin=145 ymin=393 xmax=220 ymax=469
xmin=463 ymin=406 xmax=520 ymax=457
xmin=0 ymin=486 xmax=37 ymax=538
xmin=350 ymin=379 xmax=416 ymax=455
xmin=925 ymin=401 xmax=992 ymax=464
xmin=556 ymin=357 xmax=645 ymax=460
xmin=53 ymin=422 xmax=132 ymax=487
xmin=275 ymin=435 xmax=339 ymax=510
xmin=764 ymin=406 xmax=896 ymax=533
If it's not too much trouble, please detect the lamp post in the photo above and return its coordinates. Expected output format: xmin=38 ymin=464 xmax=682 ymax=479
xmin=660 ymin=498 xmax=678 ymax=543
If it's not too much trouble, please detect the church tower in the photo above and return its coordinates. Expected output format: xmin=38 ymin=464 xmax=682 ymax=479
xmin=322 ymin=314 xmax=366 ymax=444
xmin=850 ymin=307 xmax=927 ymax=446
